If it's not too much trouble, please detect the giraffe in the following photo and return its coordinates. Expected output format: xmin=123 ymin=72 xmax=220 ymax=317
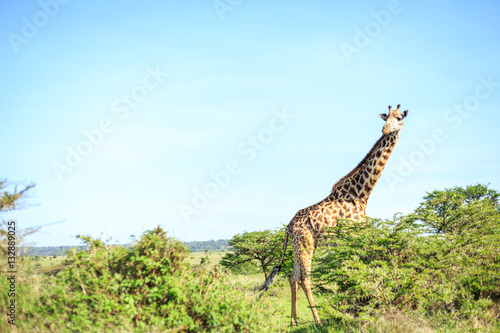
xmin=260 ymin=104 xmax=408 ymax=326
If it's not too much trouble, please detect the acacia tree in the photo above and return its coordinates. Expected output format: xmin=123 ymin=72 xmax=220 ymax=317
xmin=0 ymin=179 xmax=35 ymax=213
xmin=410 ymin=184 xmax=500 ymax=234
xmin=0 ymin=179 xmax=37 ymax=255
xmin=221 ymin=228 xmax=292 ymax=280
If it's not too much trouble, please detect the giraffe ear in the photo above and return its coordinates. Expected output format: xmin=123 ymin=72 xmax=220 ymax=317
xmin=379 ymin=113 xmax=388 ymax=121
xmin=402 ymin=110 xmax=408 ymax=118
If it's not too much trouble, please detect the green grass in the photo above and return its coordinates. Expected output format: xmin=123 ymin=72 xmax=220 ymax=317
xmin=186 ymin=251 xmax=226 ymax=269
xmin=22 ymin=255 xmax=68 ymax=276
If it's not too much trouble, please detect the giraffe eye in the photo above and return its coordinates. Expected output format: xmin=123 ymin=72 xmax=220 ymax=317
xmin=397 ymin=117 xmax=402 ymax=121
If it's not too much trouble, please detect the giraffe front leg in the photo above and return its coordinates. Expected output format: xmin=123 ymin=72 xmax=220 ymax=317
xmin=299 ymin=276 xmax=322 ymax=325
xmin=289 ymin=267 xmax=299 ymax=327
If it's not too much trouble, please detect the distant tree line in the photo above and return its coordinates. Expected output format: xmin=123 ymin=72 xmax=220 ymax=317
xmin=184 ymin=239 xmax=228 ymax=252
xmin=22 ymin=239 xmax=229 ymax=257
xmin=21 ymin=246 xmax=86 ymax=257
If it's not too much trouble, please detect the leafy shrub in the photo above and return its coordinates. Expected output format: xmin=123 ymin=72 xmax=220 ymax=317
xmin=32 ymin=227 xmax=260 ymax=332
xmin=314 ymin=209 xmax=500 ymax=328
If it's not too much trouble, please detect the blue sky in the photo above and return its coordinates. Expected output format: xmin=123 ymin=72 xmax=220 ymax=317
xmin=1 ymin=0 xmax=499 ymax=246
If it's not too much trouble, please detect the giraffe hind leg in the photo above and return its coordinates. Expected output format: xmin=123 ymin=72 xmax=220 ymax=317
xmin=298 ymin=249 xmax=322 ymax=325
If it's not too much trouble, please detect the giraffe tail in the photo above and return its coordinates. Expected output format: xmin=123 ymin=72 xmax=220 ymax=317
xmin=258 ymin=231 xmax=289 ymax=293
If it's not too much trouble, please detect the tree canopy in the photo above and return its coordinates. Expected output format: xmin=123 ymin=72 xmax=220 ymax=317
xmin=1 ymin=179 xmax=37 ymax=256
xmin=0 ymin=179 xmax=35 ymax=213
xmin=410 ymin=183 xmax=499 ymax=234
xmin=220 ymin=228 xmax=292 ymax=280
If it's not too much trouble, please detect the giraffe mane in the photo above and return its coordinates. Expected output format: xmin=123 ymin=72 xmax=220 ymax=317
xmin=331 ymin=134 xmax=386 ymax=192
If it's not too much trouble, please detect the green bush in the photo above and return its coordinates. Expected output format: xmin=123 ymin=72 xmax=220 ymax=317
xmin=32 ymin=227 xmax=260 ymax=332
xmin=314 ymin=210 xmax=500 ymax=328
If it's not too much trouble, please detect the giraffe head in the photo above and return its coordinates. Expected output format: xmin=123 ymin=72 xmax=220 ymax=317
xmin=379 ymin=104 xmax=408 ymax=135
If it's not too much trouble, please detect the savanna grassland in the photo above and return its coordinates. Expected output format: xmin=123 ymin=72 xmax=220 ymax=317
xmin=1 ymin=231 xmax=326 ymax=332
xmin=1 ymin=184 xmax=500 ymax=332
xmin=1 ymin=250 xmax=435 ymax=333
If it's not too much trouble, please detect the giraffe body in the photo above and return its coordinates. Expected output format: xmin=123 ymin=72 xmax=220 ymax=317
xmin=263 ymin=105 xmax=408 ymax=326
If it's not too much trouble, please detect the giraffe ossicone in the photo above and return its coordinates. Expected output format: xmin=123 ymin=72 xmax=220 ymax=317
xmin=260 ymin=104 xmax=408 ymax=326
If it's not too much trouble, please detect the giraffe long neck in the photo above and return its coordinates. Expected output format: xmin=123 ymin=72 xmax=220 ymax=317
xmin=331 ymin=131 xmax=399 ymax=205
